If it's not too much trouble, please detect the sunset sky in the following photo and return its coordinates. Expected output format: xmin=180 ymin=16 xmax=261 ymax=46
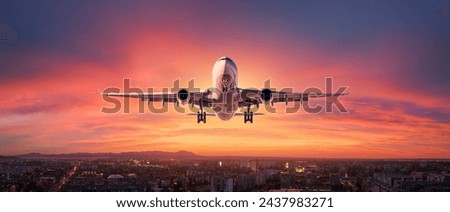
xmin=0 ymin=0 xmax=449 ymax=158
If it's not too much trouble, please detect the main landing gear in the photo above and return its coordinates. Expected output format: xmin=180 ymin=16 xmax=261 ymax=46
xmin=197 ymin=111 xmax=206 ymax=123
xmin=197 ymin=102 xmax=206 ymax=123
xmin=244 ymin=106 xmax=253 ymax=123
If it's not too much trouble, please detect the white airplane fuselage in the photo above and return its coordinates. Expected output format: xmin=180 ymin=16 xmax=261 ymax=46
xmin=211 ymin=57 xmax=239 ymax=120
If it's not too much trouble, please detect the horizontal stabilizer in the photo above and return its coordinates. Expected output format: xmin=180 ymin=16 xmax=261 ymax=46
xmin=186 ymin=113 xmax=216 ymax=116
xmin=234 ymin=113 xmax=264 ymax=116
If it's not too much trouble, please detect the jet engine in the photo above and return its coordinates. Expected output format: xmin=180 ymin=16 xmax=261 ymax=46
xmin=177 ymin=89 xmax=190 ymax=105
xmin=260 ymin=88 xmax=273 ymax=103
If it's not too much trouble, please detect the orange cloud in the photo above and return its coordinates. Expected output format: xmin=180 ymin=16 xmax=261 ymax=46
xmin=1 ymin=4 xmax=449 ymax=158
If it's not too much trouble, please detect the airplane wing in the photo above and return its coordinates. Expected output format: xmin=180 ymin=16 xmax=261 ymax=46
xmin=103 ymin=92 xmax=178 ymax=102
xmin=102 ymin=90 xmax=214 ymax=107
xmin=239 ymin=88 xmax=349 ymax=106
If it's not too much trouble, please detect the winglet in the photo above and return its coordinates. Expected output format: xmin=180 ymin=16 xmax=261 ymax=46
xmin=98 ymin=89 xmax=108 ymax=96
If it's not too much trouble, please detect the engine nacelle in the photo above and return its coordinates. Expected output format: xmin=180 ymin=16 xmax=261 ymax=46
xmin=177 ymin=89 xmax=190 ymax=105
xmin=260 ymin=88 xmax=273 ymax=103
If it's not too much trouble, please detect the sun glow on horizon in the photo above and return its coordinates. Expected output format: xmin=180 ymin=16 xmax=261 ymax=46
xmin=0 ymin=1 xmax=449 ymax=158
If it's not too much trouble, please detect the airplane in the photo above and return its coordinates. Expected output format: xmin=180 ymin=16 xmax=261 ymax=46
xmin=103 ymin=56 xmax=348 ymax=123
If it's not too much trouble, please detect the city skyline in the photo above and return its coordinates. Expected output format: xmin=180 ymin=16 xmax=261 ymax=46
xmin=0 ymin=1 xmax=449 ymax=158
xmin=2 ymin=150 xmax=450 ymax=160
xmin=1 ymin=156 xmax=449 ymax=192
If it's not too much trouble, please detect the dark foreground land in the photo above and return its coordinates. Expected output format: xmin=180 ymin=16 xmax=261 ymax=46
xmin=1 ymin=151 xmax=449 ymax=192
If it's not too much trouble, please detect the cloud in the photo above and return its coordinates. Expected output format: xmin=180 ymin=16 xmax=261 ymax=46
xmin=0 ymin=23 xmax=17 ymax=47
xmin=0 ymin=1 xmax=449 ymax=158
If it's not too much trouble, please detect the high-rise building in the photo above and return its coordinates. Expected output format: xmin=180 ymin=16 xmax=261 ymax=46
xmin=224 ymin=178 xmax=233 ymax=192
xmin=211 ymin=176 xmax=234 ymax=192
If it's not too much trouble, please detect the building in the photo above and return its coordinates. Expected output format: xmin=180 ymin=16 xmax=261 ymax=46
xmin=211 ymin=176 xmax=233 ymax=192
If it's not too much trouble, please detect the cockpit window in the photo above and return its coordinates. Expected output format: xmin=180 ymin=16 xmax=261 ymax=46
xmin=218 ymin=57 xmax=231 ymax=62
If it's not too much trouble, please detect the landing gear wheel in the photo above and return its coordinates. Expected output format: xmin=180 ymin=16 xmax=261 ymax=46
xmin=244 ymin=111 xmax=254 ymax=123
xmin=197 ymin=111 xmax=206 ymax=124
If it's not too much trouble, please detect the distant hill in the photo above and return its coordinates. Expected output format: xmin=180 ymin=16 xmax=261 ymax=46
xmin=14 ymin=150 xmax=200 ymax=160
xmin=0 ymin=155 xmax=18 ymax=160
